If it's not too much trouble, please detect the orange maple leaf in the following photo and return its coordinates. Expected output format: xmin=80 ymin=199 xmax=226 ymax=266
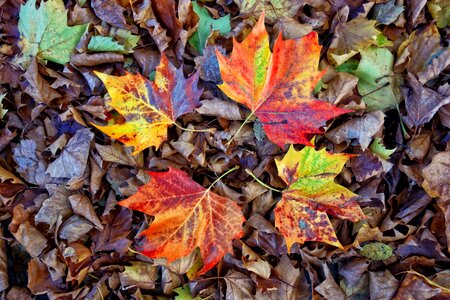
xmin=216 ymin=12 xmax=350 ymax=147
xmin=93 ymin=54 xmax=202 ymax=154
xmin=275 ymin=144 xmax=366 ymax=250
xmin=119 ymin=167 xmax=245 ymax=274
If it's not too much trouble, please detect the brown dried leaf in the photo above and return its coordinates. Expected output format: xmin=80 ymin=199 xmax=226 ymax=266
xmin=402 ymin=73 xmax=450 ymax=128
xmin=22 ymin=59 xmax=60 ymax=104
xmin=9 ymin=205 xmax=47 ymax=258
xmin=92 ymin=0 xmax=127 ymax=28
xmin=35 ymin=186 xmax=72 ymax=230
xmin=369 ymin=270 xmax=400 ymax=300
xmin=241 ymin=242 xmax=271 ymax=279
xmin=326 ymin=111 xmax=385 ymax=150
xmin=46 ymin=128 xmax=94 ymax=179
xmin=196 ymin=99 xmax=244 ymax=121
xmin=320 ymin=72 xmax=359 ymax=105
xmin=422 ymin=150 xmax=450 ymax=199
xmin=224 ymin=270 xmax=255 ymax=300
xmin=119 ymin=261 xmax=159 ymax=290
xmin=69 ymin=194 xmax=103 ymax=230
xmin=96 ymin=143 xmax=143 ymax=168
xmin=59 ymin=215 xmax=94 ymax=243
xmin=393 ymin=272 xmax=443 ymax=299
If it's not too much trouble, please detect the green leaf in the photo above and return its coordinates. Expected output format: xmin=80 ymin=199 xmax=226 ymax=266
xmin=174 ymin=285 xmax=202 ymax=300
xmin=336 ymin=58 xmax=359 ymax=73
xmin=188 ymin=2 xmax=230 ymax=54
xmin=114 ymin=28 xmax=140 ymax=52
xmin=360 ymin=242 xmax=393 ymax=260
xmin=353 ymin=47 xmax=401 ymax=111
xmin=88 ymin=28 xmax=139 ymax=54
xmin=369 ymin=138 xmax=396 ymax=160
xmin=0 ymin=94 xmax=7 ymax=120
xmin=88 ymin=36 xmax=126 ymax=53
xmin=18 ymin=0 xmax=88 ymax=65
xmin=427 ymin=0 xmax=450 ymax=28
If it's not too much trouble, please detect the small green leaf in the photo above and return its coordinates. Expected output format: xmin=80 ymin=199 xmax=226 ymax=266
xmin=88 ymin=36 xmax=126 ymax=53
xmin=114 ymin=28 xmax=140 ymax=52
xmin=369 ymin=138 xmax=396 ymax=160
xmin=313 ymin=79 xmax=325 ymax=95
xmin=188 ymin=2 xmax=231 ymax=54
xmin=427 ymin=0 xmax=450 ymax=28
xmin=360 ymin=242 xmax=393 ymax=260
xmin=88 ymin=28 xmax=139 ymax=54
xmin=336 ymin=58 xmax=359 ymax=73
xmin=374 ymin=33 xmax=393 ymax=47
xmin=18 ymin=0 xmax=88 ymax=66
xmin=174 ymin=285 xmax=202 ymax=300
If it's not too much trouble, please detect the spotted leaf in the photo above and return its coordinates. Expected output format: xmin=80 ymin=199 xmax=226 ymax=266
xmin=118 ymin=168 xmax=245 ymax=274
xmin=275 ymin=144 xmax=366 ymax=250
xmin=93 ymin=54 xmax=202 ymax=154
xmin=216 ymin=12 xmax=350 ymax=148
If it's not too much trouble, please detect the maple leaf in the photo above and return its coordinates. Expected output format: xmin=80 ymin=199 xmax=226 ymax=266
xmin=93 ymin=54 xmax=202 ymax=154
xmin=275 ymin=144 xmax=366 ymax=249
xmin=216 ymin=12 xmax=350 ymax=148
xmin=18 ymin=0 xmax=87 ymax=66
xmin=118 ymin=167 xmax=245 ymax=274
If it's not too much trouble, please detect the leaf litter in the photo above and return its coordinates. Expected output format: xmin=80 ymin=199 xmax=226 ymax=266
xmin=0 ymin=0 xmax=449 ymax=299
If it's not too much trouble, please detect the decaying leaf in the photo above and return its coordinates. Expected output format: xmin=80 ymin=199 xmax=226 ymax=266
xmin=422 ymin=150 xmax=450 ymax=200
xmin=427 ymin=0 xmax=450 ymax=28
xmin=326 ymin=111 xmax=385 ymax=150
xmin=328 ymin=19 xmax=385 ymax=65
xmin=216 ymin=12 xmax=350 ymax=148
xmin=46 ymin=128 xmax=94 ymax=179
xmin=402 ymin=73 xmax=450 ymax=128
xmin=234 ymin=0 xmax=303 ymax=24
xmin=275 ymin=143 xmax=365 ymax=249
xmin=93 ymin=54 xmax=202 ymax=154
xmin=118 ymin=168 xmax=245 ymax=274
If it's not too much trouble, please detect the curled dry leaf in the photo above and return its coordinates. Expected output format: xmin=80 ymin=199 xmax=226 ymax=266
xmin=9 ymin=205 xmax=48 ymax=258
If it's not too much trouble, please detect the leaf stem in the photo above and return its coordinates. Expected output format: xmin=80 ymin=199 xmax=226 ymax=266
xmin=226 ymin=111 xmax=255 ymax=147
xmin=207 ymin=165 xmax=240 ymax=190
xmin=173 ymin=122 xmax=215 ymax=133
xmin=245 ymin=169 xmax=282 ymax=193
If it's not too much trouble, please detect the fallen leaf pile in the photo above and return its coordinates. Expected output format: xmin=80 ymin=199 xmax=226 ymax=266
xmin=0 ymin=0 xmax=449 ymax=299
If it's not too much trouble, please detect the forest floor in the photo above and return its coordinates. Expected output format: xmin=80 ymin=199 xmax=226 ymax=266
xmin=0 ymin=0 xmax=449 ymax=299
